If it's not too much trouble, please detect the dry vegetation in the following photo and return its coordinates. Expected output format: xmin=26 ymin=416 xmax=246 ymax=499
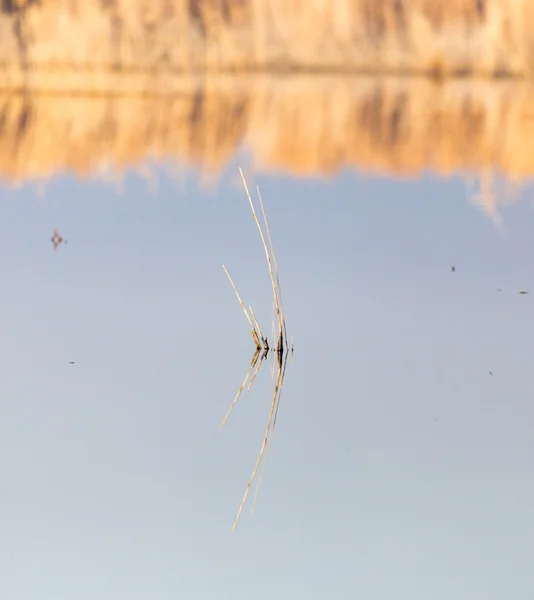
xmin=2 ymin=1 xmax=534 ymax=204
xmin=221 ymin=168 xmax=289 ymax=531
xmin=1 ymin=75 xmax=534 ymax=202
xmin=1 ymin=0 xmax=534 ymax=76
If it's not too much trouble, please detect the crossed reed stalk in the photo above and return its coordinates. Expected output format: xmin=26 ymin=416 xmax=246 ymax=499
xmin=221 ymin=167 xmax=292 ymax=532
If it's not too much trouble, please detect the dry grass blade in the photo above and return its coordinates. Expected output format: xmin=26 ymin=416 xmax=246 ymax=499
xmin=270 ymin=297 xmax=277 ymax=378
xmin=249 ymin=305 xmax=266 ymax=348
xmin=239 ymin=168 xmax=283 ymax=342
xmin=222 ymin=167 xmax=292 ymax=532
xmin=257 ymin=185 xmax=288 ymax=349
xmin=223 ymin=264 xmax=260 ymax=348
xmin=220 ymin=348 xmax=262 ymax=430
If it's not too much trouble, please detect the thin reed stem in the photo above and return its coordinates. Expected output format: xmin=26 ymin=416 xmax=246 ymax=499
xmin=223 ymin=264 xmax=260 ymax=348
xmin=239 ymin=168 xmax=283 ymax=341
xmin=256 ymin=185 xmax=288 ymax=348
xmin=249 ymin=305 xmax=265 ymax=348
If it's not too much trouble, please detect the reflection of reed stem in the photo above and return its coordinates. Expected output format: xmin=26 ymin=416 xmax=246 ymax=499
xmin=220 ymin=347 xmax=262 ymax=430
xmin=250 ymin=350 xmax=288 ymax=515
xmin=247 ymin=347 xmax=265 ymax=391
xmin=232 ymin=348 xmax=288 ymax=531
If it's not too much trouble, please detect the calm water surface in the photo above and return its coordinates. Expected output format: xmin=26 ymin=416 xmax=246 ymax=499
xmin=1 ymin=149 xmax=534 ymax=598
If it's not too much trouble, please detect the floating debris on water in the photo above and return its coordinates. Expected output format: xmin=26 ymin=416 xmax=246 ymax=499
xmin=51 ymin=229 xmax=67 ymax=251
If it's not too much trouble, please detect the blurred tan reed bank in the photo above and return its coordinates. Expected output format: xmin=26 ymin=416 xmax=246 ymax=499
xmin=1 ymin=76 xmax=534 ymax=198
xmin=1 ymin=1 xmax=534 ymax=77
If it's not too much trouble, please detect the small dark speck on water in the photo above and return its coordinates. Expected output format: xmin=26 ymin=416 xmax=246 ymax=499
xmin=451 ymin=266 xmax=455 ymax=272
xmin=489 ymin=371 xmax=493 ymax=375
xmin=519 ymin=291 xmax=529 ymax=295
xmin=69 ymin=362 xmax=75 ymax=364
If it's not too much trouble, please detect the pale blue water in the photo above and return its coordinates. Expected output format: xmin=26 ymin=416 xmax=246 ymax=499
xmin=0 ymin=165 xmax=533 ymax=599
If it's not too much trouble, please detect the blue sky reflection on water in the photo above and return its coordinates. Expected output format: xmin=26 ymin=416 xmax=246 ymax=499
xmin=0 ymin=166 xmax=533 ymax=599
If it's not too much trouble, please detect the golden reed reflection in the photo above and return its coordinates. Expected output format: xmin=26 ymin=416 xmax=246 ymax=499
xmin=2 ymin=76 xmax=534 ymax=188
